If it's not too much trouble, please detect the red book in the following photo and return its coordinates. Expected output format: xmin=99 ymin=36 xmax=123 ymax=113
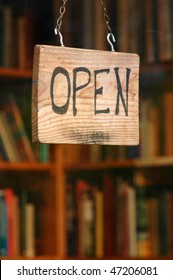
xmin=103 ymin=173 xmax=116 ymax=256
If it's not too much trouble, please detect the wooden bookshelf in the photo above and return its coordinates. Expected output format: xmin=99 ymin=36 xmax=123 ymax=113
xmin=0 ymin=162 xmax=54 ymax=172
xmin=0 ymin=0 xmax=57 ymax=259
xmin=135 ymin=156 xmax=173 ymax=168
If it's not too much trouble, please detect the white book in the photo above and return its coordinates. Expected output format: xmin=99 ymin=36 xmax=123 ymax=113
xmin=81 ymin=193 xmax=94 ymax=256
xmin=25 ymin=203 xmax=35 ymax=257
xmin=127 ymin=184 xmax=137 ymax=256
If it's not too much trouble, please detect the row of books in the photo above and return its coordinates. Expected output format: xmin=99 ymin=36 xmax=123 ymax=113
xmin=61 ymin=144 xmax=139 ymax=165
xmin=0 ymin=94 xmax=50 ymax=163
xmin=0 ymin=94 xmax=35 ymax=162
xmin=135 ymin=170 xmax=173 ymax=257
xmin=0 ymin=5 xmax=34 ymax=69
xmin=65 ymin=173 xmax=173 ymax=257
xmin=0 ymin=188 xmax=35 ymax=257
xmin=115 ymin=0 xmax=173 ymax=62
xmin=53 ymin=0 xmax=173 ymax=63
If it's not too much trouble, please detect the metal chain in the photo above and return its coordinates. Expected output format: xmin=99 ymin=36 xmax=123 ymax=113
xmin=100 ymin=0 xmax=113 ymax=35
xmin=100 ymin=0 xmax=116 ymax=51
xmin=54 ymin=0 xmax=68 ymax=46
xmin=54 ymin=0 xmax=115 ymax=51
xmin=55 ymin=0 xmax=68 ymax=33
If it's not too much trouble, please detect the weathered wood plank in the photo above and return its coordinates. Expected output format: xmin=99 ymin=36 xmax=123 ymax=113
xmin=32 ymin=45 xmax=139 ymax=145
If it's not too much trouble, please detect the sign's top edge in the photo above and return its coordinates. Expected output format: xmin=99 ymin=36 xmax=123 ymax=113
xmin=34 ymin=44 xmax=140 ymax=59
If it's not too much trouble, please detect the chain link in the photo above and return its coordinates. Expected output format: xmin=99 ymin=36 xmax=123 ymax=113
xmin=100 ymin=0 xmax=113 ymax=35
xmin=54 ymin=0 xmax=68 ymax=34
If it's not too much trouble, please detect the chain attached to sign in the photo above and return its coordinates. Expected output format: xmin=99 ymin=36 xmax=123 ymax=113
xmin=32 ymin=0 xmax=139 ymax=145
xmin=54 ymin=0 xmax=116 ymax=51
xmin=54 ymin=0 xmax=68 ymax=46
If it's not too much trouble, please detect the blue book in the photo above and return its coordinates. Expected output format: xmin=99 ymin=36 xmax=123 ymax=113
xmin=39 ymin=144 xmax=49 ymax=163
xmin=0 ymin=190 xmax=8 ymax=256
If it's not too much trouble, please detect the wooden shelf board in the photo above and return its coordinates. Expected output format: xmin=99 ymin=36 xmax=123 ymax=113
xmin=0 ymin=161 xmax=54 ymax=171
xmin=1 ymin=62 xmax=172 ymax=80
xmin=0 ymin=67 xmax=32 ymax=79
xmin=65 ymin=159 xmax=135 ymax=171
xmin=65 ymin=156 xmax=173 ymax=171
xmin=135 ymin=156 xmax=173 ymax=168
xmin=141 ymin=61 xmax=173 ymax=74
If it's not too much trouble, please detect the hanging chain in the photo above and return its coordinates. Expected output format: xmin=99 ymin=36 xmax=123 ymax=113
xmin=100 ymin=0 xmax=116 ymax=51
xmin=54 ymin=0 xmax=68 ymax=46
xmin=100 ymin=0 xmax=112 ymax=35
xmin=54 ymin=0 xmax=115 ymax=51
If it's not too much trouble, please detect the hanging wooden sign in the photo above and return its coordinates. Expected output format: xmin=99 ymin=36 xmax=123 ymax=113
xmin=32 ymin=45 xmax=139 ymax=145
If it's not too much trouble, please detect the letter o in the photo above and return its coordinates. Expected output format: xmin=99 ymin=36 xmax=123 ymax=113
xmin=50 ymin=66 xmax=71 ymax=114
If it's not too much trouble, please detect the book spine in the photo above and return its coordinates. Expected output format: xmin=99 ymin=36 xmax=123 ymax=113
xmin=117 ymin=0 xmax=129 ymax=52
xmin=103 ymin=173 xmax=116 ymax=256
xmin=127 ymin=184 xmax=137 ymax=256
xmin=95 ymin=188 xmax=104 ymax=258
xmin=2 ymin=6 xmax=13 ymax=67
xmin=4 ymin=188 xmax=14 ymax=257
xmin=0 ymin=190 xmax=8 ymax=256
xmin=157 ymin=191 xmax=169 ymax=255
xmin=25 ymin=203 xmax=35 ymax=257
xmin=0 ymin=111 xmax=20 ymax=162
xmin=81 ymin=194 xmax=95 ymax=256
xmin=12 ymin=194 xmax=20 ymax=257
xmin=8 ymin=95 xmax=35 ymax=162
xmin=66 ymin=182 xmax=77 ymax=256
xmin=157 ymin=0 xmax=173 ymax=61
xmin=76 ymin=180 xmax=95 ymax=256
xmin=82 ymin=0 xmax=94 ymax=49
xmin=163 ymin=92 xmax=173 ymax=155
xmin=136 ymin=186 xmax=152 ymax=257
xmin=3 ymin=103 xmax=29 ymax=162
xmin=0 ymin=135 xmax=9 ymax=161
xmin=19 ymin=190 xmax=27 ymax=256
xmin=39 ymin=144 xmax=49 ymax=163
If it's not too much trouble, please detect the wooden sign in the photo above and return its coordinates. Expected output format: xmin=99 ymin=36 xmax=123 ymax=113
xmin=32 ymin=45 xmax=139 ymax=145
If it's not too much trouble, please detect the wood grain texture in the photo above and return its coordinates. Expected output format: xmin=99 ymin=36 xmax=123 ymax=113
xmin=32 ymin=45 xmax=139 ymax=145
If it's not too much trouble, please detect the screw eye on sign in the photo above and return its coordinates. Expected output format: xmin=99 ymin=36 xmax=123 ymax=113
xmin=32 ymin=45 xmax=139 ymax=145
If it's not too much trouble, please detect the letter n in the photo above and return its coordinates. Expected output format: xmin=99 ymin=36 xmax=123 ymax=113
xmin=114 ymin=67 xmax=131 ymax=116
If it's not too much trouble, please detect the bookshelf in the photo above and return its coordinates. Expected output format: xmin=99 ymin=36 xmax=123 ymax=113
xmin=0 ymin=67 xmax=57 ymax=258
xmin=0 ymin=68 xmax=32 ymax=79
xmin=1 ymin=0 xmax=173 ymax=260
xmin=0 ymin=0 xmax=58 ymax=259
